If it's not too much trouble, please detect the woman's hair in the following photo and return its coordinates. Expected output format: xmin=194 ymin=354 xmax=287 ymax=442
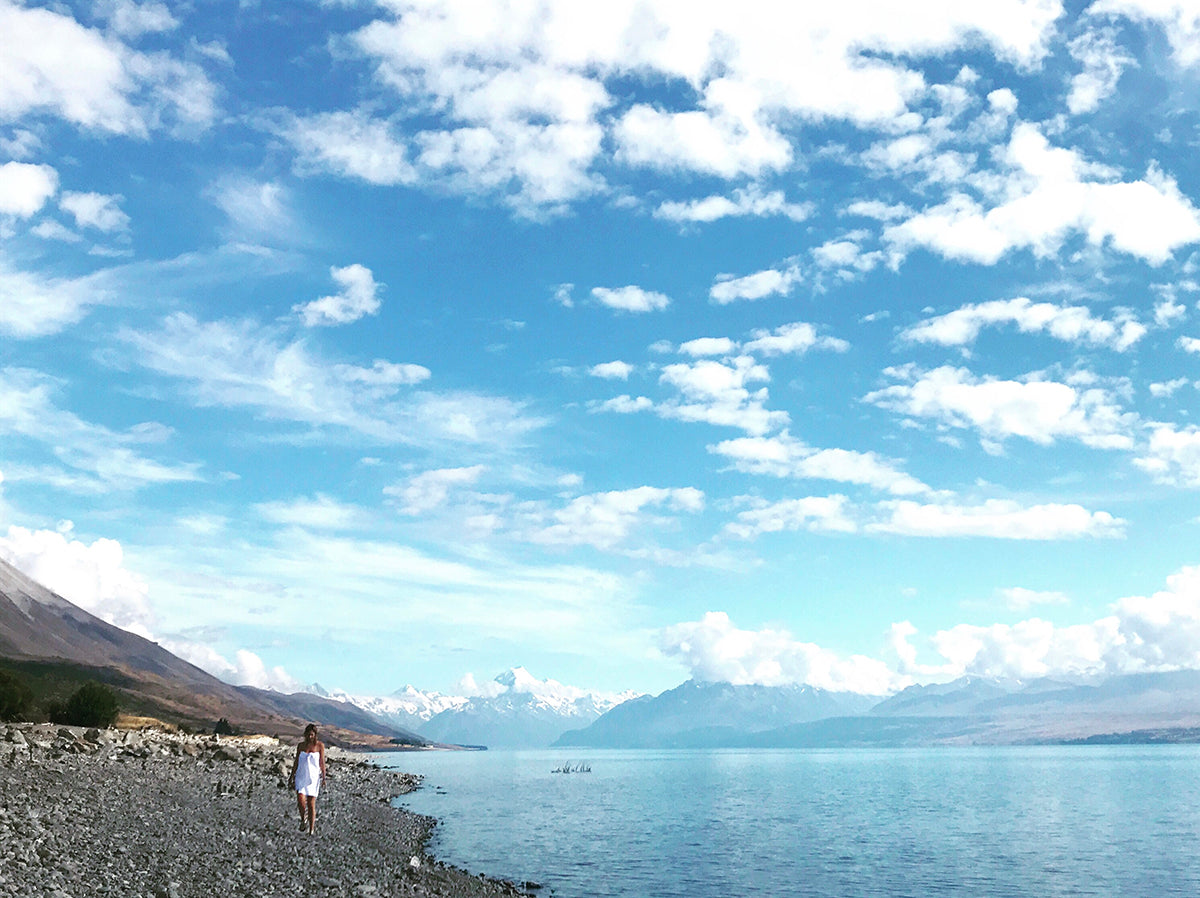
xmin=303 ymin=724 xmax=318 ymax=738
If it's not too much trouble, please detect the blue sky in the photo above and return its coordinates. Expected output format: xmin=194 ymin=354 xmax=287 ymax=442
xmin=4 ymin=0 xmax=1200 ymax=699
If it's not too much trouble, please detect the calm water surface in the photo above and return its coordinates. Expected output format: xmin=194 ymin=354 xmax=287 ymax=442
xmin=380 ymin=747 xmax=1200 ymax=897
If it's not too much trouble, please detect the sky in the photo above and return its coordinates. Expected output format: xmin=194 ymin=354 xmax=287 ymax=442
xmin=4 ymin=0 xmax=1200 ymax=700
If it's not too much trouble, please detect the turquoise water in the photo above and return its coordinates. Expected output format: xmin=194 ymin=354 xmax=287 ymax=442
xmin=381 ymin=747 xmax=1200 ymax=897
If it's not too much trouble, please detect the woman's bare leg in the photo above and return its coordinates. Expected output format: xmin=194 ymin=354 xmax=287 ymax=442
xmin=306 ymin=796 xmax=317 ymax=834
xmin=296 ymin=792 xmax=308 ymax=830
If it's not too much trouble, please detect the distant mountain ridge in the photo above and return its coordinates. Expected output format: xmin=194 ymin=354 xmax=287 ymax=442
xmin=321 ymin=667 xmax=641 ymax=749
xmin=555 ymin=679 xmax=881 ymax=748
xmin=557 ymin=671 xmax=1200 ymax=748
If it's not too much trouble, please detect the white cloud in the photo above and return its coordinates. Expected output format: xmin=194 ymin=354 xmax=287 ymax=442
xmin=657 ymin=356 xmax=787 ymax=435
xmin=0 ymin=1 xmax=215 ymax=134
xmin=531 ymin=485 xmax=704 ymax=550
xmin=865 ymin=365 xmax=1137 ymax=450
xmin=1066 ymin=27 xmax=1135 ymax=114
xmin=660 ymin=611 xmax=905 ymax=694
xmin=588 ymin=361 xmax=633 ymax=380
xmin=163 ymin=641 xmax=301 ymax=692
xmin=723 ymin=495 xmax=857 ymax=539
xmin=742 ymin=321 xmax=850 ymax=356
xmin=207 ymin=175 xmax=294 ymax=241
xmin=886 ymin=124 xmax=1200 ymax=265
xmin=0 ymin=161 xmax=58 ymax=217
xmin=910 ymin=565 xmax=1200 ymax=680
xmin=0 ymin=525 xmax=151 ymax=631
xmin=591 ymin=285 xmax=670 ymax=312
xmin=317 ymin=1 xmax=1063 ymax=212
xmin=294 ymin=264 xmax=383 ymax=327
xmin=655 ymin=187 xmax=813 ymax=223
xmin=1179 ymin=335 xmax=1200 ymax=354
xmin=386 ymin=465 xmax=486 ymax=515
xmin=0 ymin=367 xmax=202 ymax=491
xmin=710 ymin=266 xmax=802 ymax=304
xmin=1089 ymin=0 xmax=1200 ymax=67
xmin=869 ymin=499 xmax=1126 ymax=539
xmin=60 ymin=191 xmax=130 ymax=232
xmin=999 ymin=586 xmax=1070 ymax=610
xmin=1149 ymin=377 xmax=1189 ymax=398
xmin=1135 ymin=422 xmax=1200 ymax=486
xmin=1155 ymin=297 xmax=1186 ymax=326
xmin=282 ymin=110 xmax=416 ymax=186
xmin=255 ymin=494 xmax=366 ymax=530
xmin=679 ymin=337 xmax=738 ymax=357
xmin=711 ymin=432 xmax=931 ymax=495
xmin=94 ymin=0 xmax=178 ymax=38
xmin=115 ymin=313 xmax=536 ymax=448
xmin=901 ymin=296 xmax=1146 ymax=350
xmin=593 ymin=395 xmax=654 ymax=414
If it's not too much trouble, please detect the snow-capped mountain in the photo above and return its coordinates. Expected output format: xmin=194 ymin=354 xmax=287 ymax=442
xmin=311 ymin=667 xmax=641 ymax=749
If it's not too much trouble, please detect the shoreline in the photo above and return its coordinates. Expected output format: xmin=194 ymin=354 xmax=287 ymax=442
xmin=0 ymin=723 xmax=531 ymax=898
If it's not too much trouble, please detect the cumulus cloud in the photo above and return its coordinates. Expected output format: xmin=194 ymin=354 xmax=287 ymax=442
xmin=711 ymin=432 xmax=931 ymax=495
xmin=723 ymin=495 xmax=857 ymax=539
xmin=742 ymin=321 xmax=850 ymax=356
xmin=865 ymin=365 xmax=1137 ymax=450
xmin=163 ymin=641 xmax=301 ymax=692
xmin=1135 ymin=422 xmax=1200 ymax=486
xmin=588 ymin=361 xmax=633 ymax=380
xmin=886 ymin=124 xmax=1200 ymax=265
xmin=657 ymin=356 xmax=787 ymax=435
xmin=1090 ymin=0 xmax=1200 ymax=67
xmin=710 ymin=266 xmax=802 ymax=304
xmin=1066 ymin=26 xmax=1135 ymax=114
xmin=282 ymin=110 xmax=417 ymax=187
xmin=591 ymin=285 xmax=670 ymax=312
xmin=0 ymin=525 xmax=152 ymax=631
xmin=869 ymin=499 xmax=1126 ymax=539
xmin=386 ymin=465 xmax=486 ymax=515
xmin=901 ymin=297 xmax=1146 ymax=350
xmin=0 ymin=1 xmax=216 ymax=135
xmin=290 ymin=1 xmax=1064 ymax=212
xmin=294 ymin=264 xmax=383 ymax=327
xmin=0 ymin=161 xmax=58 ymax=217
xmin=664 ymin=565 xmax=1200 ymax=693
xmin=59 ymin=191 xmax=130 ymax=232
xmin=532 ymin=486 xmax=704 ymax=550
xmin=655 ymin=187 xmax=813 ymax=223
xmin=661 ymin=611 xmax=906 ymax=694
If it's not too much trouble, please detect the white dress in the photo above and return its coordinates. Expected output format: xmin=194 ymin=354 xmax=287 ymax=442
xmin=294 ymin=749 xmax=322 ymax=797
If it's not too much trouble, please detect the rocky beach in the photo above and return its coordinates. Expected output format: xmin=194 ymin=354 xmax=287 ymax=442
xmin=0 ymin=723 xmax=533 ymax=898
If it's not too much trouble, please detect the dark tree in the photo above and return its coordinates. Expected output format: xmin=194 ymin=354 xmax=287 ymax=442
xmin=51 ymin=682 xmax=120 ymax=728
xmin=0 ymin=670 xmax=32 ymax=722
xmin=213 ymin=717 xmax=239 ymax=736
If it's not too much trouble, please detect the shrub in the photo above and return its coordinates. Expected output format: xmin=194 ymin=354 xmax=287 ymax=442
xmin=213 ymin=717 xmax=239 ymax=736
xmin=0 ymin=670 xmax=32 ymax=722
xmin=50 ymin=682 xmax=120 ymax=728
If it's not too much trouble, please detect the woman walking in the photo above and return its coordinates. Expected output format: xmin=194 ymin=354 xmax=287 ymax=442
xmin=289 ymin=723 xmax=326 ymax=834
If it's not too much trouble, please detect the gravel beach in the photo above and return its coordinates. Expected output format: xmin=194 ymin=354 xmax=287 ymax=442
xmin=0 ymin=724 xmax=533 ymax=898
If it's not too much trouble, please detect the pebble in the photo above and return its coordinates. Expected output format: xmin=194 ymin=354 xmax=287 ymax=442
xmin=0 ymin=724 xmax=532 ymax=898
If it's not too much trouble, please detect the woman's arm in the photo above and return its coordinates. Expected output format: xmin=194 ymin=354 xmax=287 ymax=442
xmin=319 ymin=742 xmax=327 ymax=780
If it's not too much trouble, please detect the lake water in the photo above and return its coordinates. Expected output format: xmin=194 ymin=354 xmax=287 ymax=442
xmin=379 ymin=747 xmax=1200 ymax=897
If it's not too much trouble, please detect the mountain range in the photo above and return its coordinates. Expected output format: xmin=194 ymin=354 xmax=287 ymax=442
xmin=0 ymin=556 xmax=423 ymax=748
xmin=555 ymin=671 xmax=1200 ymax=748
xmin=317 ymin=667 xmax=641 ymax=749
xmin=7 ymin=553 xmax=1200 ymax=748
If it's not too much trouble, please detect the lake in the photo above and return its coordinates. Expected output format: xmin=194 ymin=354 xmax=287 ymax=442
xmin=380 ymin=746 xmax=1200 ymax=897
